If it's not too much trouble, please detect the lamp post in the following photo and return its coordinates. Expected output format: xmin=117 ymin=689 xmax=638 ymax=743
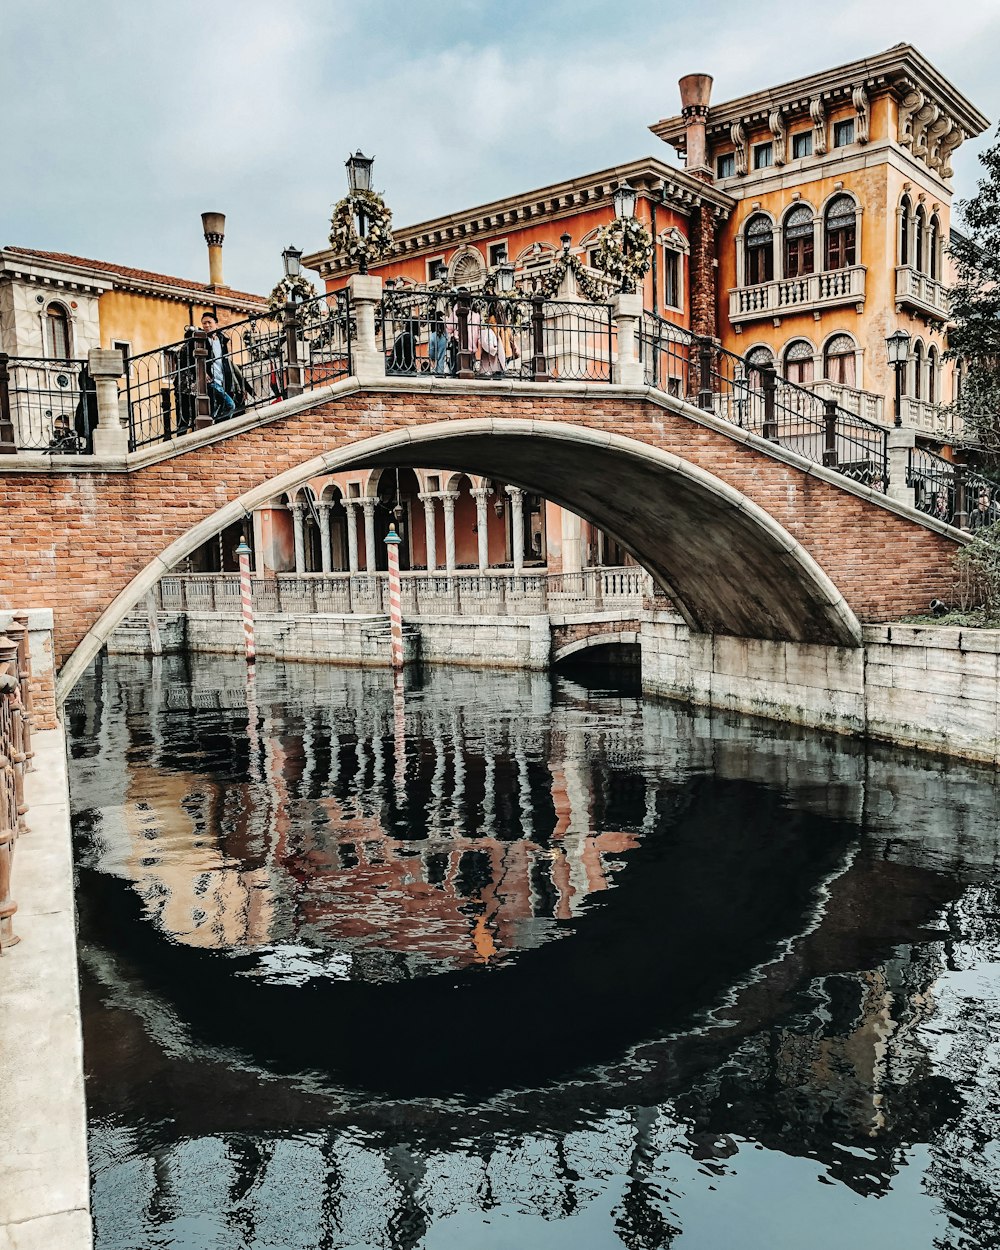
xmin=346 ymin=150 xmax=375 ymax=275
xmin=886 ymin=328 xmax=911 ymax=428
xmin=496 ymin=262 xmax=515 ymax=294
xmin=612 ymin=179 xmax=638 ymax=294
xmin=282 ymin=245 xmax=303 ymax=282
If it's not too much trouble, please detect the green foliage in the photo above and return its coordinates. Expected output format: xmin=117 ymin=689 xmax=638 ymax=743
xmin=955 ymin=519 xmax=1000 ymax=618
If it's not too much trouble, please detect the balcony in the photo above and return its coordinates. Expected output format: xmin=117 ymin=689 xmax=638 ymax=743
xmin=730 ymin=266 xmax=866 ymax=324
xmin=895 ymin=266 xmax=949 ymax=321
xmin=901 ymin=396 xmax=958 ymax=438
xmin=808 ymin=380 xmax=885 ymax=426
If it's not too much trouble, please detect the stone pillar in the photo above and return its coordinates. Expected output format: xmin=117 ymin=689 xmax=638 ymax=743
xmin=292 ymin=502 xmax=307 ymax=573
xmin=678 ymin=74 xmax=713 ymax=175
xmin=471 ymin=488 xmax=490 ymax=572
xmin=347 ymin=273 xmax=385 ymax=384
xmin=345 ymin=500 xmax=360 ymax=574
xmin=688 ymin=203 xmax=718 ymax=340
xmin=89 ymin=347 xmax=128 ymax=457
xmin=506 ymin=486 xmax=525 ymax=575
xmin=317 ymin=502 xmax=332 ymax=573
xmin=361 ymin=497 xmax=377 ymax=573
xmin=441 ymin=492 xmax=459 ymax=575
xmin=887 ymin=426 xmax=917 ymax=509
xmin=612 ymin=291 xmax=644 ymax=386
xmin=420 ymin=493 xmax=438 ymax=572
xmin=201 ymin=211 xmax=226 ymax=287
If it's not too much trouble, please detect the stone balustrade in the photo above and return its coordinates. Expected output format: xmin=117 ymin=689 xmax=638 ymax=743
xmin=729 ymin=265 xmax=866 ymax=323
xmin=894 ymin=265 xmax=949 ymax=320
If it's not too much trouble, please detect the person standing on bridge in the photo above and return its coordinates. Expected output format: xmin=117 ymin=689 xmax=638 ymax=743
xmin=201 ymin=312 xmax=237 ymax=422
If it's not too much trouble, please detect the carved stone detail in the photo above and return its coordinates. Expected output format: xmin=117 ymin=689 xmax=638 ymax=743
xmin=852 ymin=86 xmax=869 ymax=145
xmin=768 ymin=108 xmax=787 ymax=166
xmin=809 ymin=96 xmax=827 ymax=156
xmin=730 ymin=121 xmax=748 ymax=176
xmin=897 ymin=88 xmax=924 ymax=147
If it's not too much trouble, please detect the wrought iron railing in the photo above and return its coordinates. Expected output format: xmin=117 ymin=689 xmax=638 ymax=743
xmin=907 ymin=446 xmax=998 ymax=529
xmin=0 ymin=616 xmax=34 ymax=955
xmin=379 ymin=290 xmax=613 ymax=383
xmin=0 ymin=354 xmax=92 ymax=452
xmin=639 ymin=312 xmax=889 ymax=489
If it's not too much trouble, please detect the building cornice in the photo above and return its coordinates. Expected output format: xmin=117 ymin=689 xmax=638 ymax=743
xmin=304 ymin=157 xmax=735 ymax=278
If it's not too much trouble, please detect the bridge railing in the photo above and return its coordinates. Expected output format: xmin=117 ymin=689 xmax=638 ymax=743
xmin=907 ymin=446 xmax=998 ymax=530
xmin=379 ymin=289 xmax=613 ymax=383
xmin=638 ymin=312 xmax=889 ymax=490
xmin=0 ymin=618 xmax=34 ymax=957
xmin=0 ymin=354 xmax=93 ymax=453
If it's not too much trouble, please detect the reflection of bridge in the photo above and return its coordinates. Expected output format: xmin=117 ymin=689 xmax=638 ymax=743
xmin=0 ymin=279 xmax=965 ymax=699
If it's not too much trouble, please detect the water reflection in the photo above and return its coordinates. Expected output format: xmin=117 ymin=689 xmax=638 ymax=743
xmin=68 ymin=654 xmax=1000 ymax=1249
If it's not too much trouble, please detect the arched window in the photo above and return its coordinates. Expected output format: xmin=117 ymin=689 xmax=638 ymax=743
xmin=912 ymin=340 xmax=924 ymax=400
xmin=899 ymin=195 xmax=911 ymax=266
xmin=825 ymin=195 xmax=857 ymax=270
xmin=929 ymin=214 xmax=940 ymax=280
xmin=783 ymin=339 xmax=814 ymax=385
xmin=914 ymin=204 xmax=926 ymax=273
xmin=744 ymin=214 xmax=774 ymax=286
xmin=823 ymin=334 xmax=856 ymax=386
xmin=927 ymin=346 xmax=938 ymax=403
xmin=745 ymin=345 xmax=774 ymax=390
xmin=783 ymin=205 xmax=814 ymax=278
xmin=45 ymin=303 xmax=71 ymax=359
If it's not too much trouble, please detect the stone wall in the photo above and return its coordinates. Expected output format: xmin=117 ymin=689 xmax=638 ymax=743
xmin=641 ymin=611 xmax=1000 ymax=764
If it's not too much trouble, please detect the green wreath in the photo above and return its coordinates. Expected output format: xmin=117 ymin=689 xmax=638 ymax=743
xmin=594 ymin=217 xmax=652 ymax=292
xmin=329 ymin=188 xmax=394 ymax=269
xmin=537 ymin=251 xmax=611 ymax=303
xmin=267 ymin=273 xmax=317 ymax=317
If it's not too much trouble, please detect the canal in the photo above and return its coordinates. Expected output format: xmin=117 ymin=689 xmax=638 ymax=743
xmin=66 ymin=653 xmax=1000 ymax=1249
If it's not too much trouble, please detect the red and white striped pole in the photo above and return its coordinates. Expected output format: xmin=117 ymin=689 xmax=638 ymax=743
xmin=235 ymin=538 xmax=256 ymax=664
xmin=384 ymin=523 xmax=404 ymax=670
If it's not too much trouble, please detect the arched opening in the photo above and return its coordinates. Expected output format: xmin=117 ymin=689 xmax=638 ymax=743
xmin=912 ymin=341 xmax=924 ymax=401
xmin=899 ymin=194 xmax=911 ymax=266
xmin=783 ymin=205 xmax=814 ymax=279
xmin=914 ymin=204 xmax=926 ymax=273
xmin=824 ymin=196 xmax=857 ymax=270
xmin=45 ymin=302 xmax=72 ymax=359
xmin=322 ymin=486 xmax=350 ymax=571
xmin=929 ymin=214 xmax=940 ymax=280
xmin=299 ymin=487 xmax=323 ymax=572
xmin=744 ymin=214 xmax=774 ymax=286
xmin=745 ymin=345 xmax=774 ymax=392
xmin=927 ymin=346 xmax=938 ymax=404
xmin=823 ymin=334 xmax=857 ymax=387
xmin=783 ymin=339 xmax=814 ymax=386
xmin=373 ymin=468 xmax=421 ymax=570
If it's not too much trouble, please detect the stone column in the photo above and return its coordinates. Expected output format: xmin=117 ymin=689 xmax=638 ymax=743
xmin=887 ymin=426 xmax=917 ymax=509
xmin=346 ymin=274 xmax=385 ymax=384
xmin=613 ymin=291 xmax=644 ymax=386
xmin=471 ymin=487 xmax=490 ymax=572
xmin=317 ymin=502 xmax=332 ymax=573
xmin=89 ymin=347 xmax=128 ymax=457
xmin=441 ymin=492 xmax=459 ymax=575
xmin=419 ymin=493 xmax=438 ymax=572
xmin=361 ymin=497 xmax=377 ymax=573
xmin=506 ymin=486 xmax=525 ymax=575
xmin=292 ymin=502 xmax=307 ymax=573
xmin=345 ymin=500 xmax=360 ymax=574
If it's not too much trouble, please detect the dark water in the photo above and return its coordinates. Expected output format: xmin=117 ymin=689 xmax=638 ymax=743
xmin=67 ymin=652 xmax=1000 ymax=1250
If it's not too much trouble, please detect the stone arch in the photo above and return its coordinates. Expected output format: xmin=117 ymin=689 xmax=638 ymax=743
xmin=448 ymin=246 xmax=486 ymax=286
xmin=552 ymin=631 xmax=638 ymax=665
xmin=55 ymin=418 xmax=866 ymax=697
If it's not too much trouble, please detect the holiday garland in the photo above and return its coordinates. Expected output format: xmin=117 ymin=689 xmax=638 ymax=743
xmin=329 ymin=188 xmax=394 ymax=269
xmin=267 ymin=273 xmax=318 ymax=317
xmin=594 ymin=217 xmax=653 ymax=291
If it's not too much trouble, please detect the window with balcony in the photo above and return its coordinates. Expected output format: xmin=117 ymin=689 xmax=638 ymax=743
xmin=663 ymin=248 xmax=681 ymax=309
xmin=753 ymin=142 xmax=773 ymax=170
xmin=823 ymin=333 xmax=856 ymax=386
xmin=784 ymin=339 xmax=815 ymax=385
xmin=717 ymin=152 xmax=735 ymax=179
xmin=792 ymin=132 xmax=812 ymax=159
xmin=745 ymin=214 xmax=774 ymax=285
xmin=783 ymin=205 xmax=814 ymax=278
xmin=825 ymin=195 xmax=857 ymax=269
xmin=833 ymin=119 xmax=855 ymax=147
xmin=45 ymin=302 xmax=71 ymax=359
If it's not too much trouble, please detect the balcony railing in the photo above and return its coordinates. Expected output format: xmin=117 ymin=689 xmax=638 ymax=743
xmin=901 ymin=396 xmax=957 ymax=438
xmin=729 ymin=266 xmax=866 ymax=323
xmin=808 ymin=380 xmax=885 ymax=426
xmin=895 ymin=266 xmax=949 ymax=321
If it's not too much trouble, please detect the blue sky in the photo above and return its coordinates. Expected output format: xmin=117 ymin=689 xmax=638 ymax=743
xmin=3 ymin=0 xmax=999 ymax=294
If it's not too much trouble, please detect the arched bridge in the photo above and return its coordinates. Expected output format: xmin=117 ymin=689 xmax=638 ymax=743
xmin=0 ymin=282 xmax=964 ymax=696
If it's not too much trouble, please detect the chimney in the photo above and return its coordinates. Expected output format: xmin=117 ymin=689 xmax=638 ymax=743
xmin=678 ymin=74 xmax=713 ymax=177
xmin=201 ymin=211 xmax=226 ymax=287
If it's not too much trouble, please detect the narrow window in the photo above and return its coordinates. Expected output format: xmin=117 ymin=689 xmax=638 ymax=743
xmin=899 ymin=195 xmax=911 ymax=267
xmin=112 ymin=339 xmax=131 ymax=371
xmin=792 ymin=132 xmax=812 ymax=159
xmin=45 ymin=303 xmax=71 ymax=359
xmin=716 ymin=152 xmax=735 ymax=179
xmin=753 ymin=142 xmax=773 ymax=170
xmin=929 ymin=214 xmax=940 ymax=280
xmin=489 ymin=242 xmax=508 ymax=267
xmin=783 ymin=339 xmax=814 ymax=385
xmin=823 ymin=334 xmax=856 ymax=386
xmin=833 ymin=119 xmax=855 ymax=147
xmin=427 ymin=257 xmax=447 ymax=282
xmin=745 ymin=214 xmax=774 ymax=286
xmin=825 ymin=195 xmax=857 ymax=269
xmin=783 ymin=205 xmax=814 ymax=278
xmin=927 ymin=347 xmax=937 ymax=403
xmin=914 ymin=204 xmax=926 ymax=273
xmin=913 ymin=341 xmax=924 ymax=400
xmin=746 ymin=345 xmax=774 ymax=390
xmin=663 ymin=249 xmax=681 ymax=308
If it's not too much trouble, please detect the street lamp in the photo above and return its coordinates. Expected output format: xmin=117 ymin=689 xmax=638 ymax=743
xmin=282 ymin=245 xmax=303 ymax=279
xmin=885 ymin=328 xmax=911 ymax=428
xmin=496 ymin=262 xmax=515 ymax=294
xmin=612 ymin=179 xmax=637 ymax=221
xmin=345 ymin=150 xmax=374 ymax=194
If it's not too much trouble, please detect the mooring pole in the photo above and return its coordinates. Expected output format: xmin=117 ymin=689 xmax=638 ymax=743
xmin=384 ymin=523 xmax=404 ymax=670
xmin=236 ymin=538 xmax=256 ymax=663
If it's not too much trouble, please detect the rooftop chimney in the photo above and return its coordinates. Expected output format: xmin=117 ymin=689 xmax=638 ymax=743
xmin=201 ymin=211 xmax=226 ymax=287
xmin=678 ymin=74 xmax=713 ymax=177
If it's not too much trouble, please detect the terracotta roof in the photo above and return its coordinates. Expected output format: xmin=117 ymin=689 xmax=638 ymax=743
xmin=3 ymin=246 xmax=266 ymax=305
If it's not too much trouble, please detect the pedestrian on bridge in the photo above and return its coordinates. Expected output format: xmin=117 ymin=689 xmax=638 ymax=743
xmin=201 ymin=312 xmax=237 ymax=422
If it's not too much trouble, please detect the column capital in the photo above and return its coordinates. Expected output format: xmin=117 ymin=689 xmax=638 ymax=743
xmin=418 ymin=491 xmax=441 ymax=504
xmin=316 ymin=499 xmax=332 ymax=511
xmin=360 ymin=496 xmax=377 ymax=515
xmin=505 ymin=485 xmax=524 ymax=501
xmin=440 ymin=491 xmax=459 ymax=511
xmin=469 ymin=486 xmax=491 ymax=501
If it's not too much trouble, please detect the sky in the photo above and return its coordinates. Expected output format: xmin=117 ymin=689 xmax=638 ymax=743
xmin=3 ymin=0 xmax=1000 ymax=296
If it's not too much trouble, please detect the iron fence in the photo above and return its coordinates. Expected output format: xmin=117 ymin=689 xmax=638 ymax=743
xmin=0 ymin=355 xmax=92 ymax=452
xmin=908 ymin=447 xmax=999 ymax=529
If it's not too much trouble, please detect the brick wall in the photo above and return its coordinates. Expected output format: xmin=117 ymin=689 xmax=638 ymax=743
xmin=0 ymin=389 xmax=961 ymax=672
xmin=688 ymin=203 xmax=718 ymax=339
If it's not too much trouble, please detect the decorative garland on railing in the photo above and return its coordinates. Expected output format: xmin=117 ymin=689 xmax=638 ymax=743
xmin=267 ymin=274 xmax=317 ymax=317
xmin=536 ymin=251 xmax=609 ymax=303
xmin=329 ymin=188 xmax=394 ymax=269
xmin=594 ymin=217 xmax=652 ymax=291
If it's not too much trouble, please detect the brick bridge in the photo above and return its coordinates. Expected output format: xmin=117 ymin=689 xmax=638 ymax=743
xmin=0 ymin=368 xmax=963 ymax=699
